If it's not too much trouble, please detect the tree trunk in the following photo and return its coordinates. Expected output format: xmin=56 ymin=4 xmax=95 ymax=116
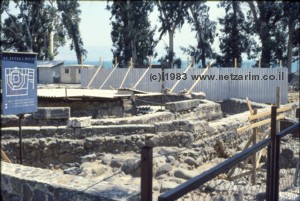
xmin=287 ymin=20 xmax=297 ymax=74
xmin=261 ymin=37 xmax=271 ymax=68
xmin=232 ymin=1 xmax=238 ymax=67
xmin=131 ymin=39 xmax=137 ymax=67
xmin=168 ymin=29 xmax=174 ymax=68
xmin=201 ymin=47 xmax=206 ymax=68
xmin=71 ymin=25 xmax=81 ymax=64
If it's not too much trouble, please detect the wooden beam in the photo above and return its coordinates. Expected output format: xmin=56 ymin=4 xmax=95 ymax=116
xmin=234 ymin=58 xmax=237 ymax=68
xmin=170 ymin=63 xmax=192 ymax=93
xmin=1 ymin=149 xmax=12 ymax=163
xmin=246 ymin=97 xmax=254 ymax=115
xmin=248 ymin=105 xmax=292 ymax=121
xmin=187 ymin=65 xmax=211 ymax=94
xmin=237 ymin=114 xmax=285 ymax=132
xmin=133 ymin=56 xmax=152 ymax=89
xmin=87 ymin=66 xmax=102 ymax=88
xmin=99 ymin=63 xmax=118 ymax=89
xmin=119 ymin=58 xmax=133 ymax=88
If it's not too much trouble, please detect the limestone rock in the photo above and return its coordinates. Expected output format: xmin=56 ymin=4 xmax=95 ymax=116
xmin=63 ymin=167 xmax=81 ymax=175
xmin=165 ymin=99 xmax=202 ymax=113
xmin=184 ymin=157 xmax=198 ymax=167
xmin=67 ymin=117 xmax=91 ymax=128
xmin=160 ymin=181 xmax=178 ymax=193
xmin=80 ymin=153 xmax=97 ymax=163
xmin=80 ymin=162 xmax=106 ymax=177
xmin=174 ymin=168 xmax=197 ymax=180
xmin=111 ymin=158 xmax=124 ymax=168
xmin=191 ymin=92 xmax=206 ymax=99
xmin=101 ymin=154 xmax=112 ymax=165
xmin=155 ymin=164 xmax=173 ymax=177
xmin=121 ymin=158 xmax=141 ymax=175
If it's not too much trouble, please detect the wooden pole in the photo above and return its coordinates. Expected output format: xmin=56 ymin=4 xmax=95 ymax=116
xmin=1 ymin=149 xmax=12 ymax=163
xmin=170 ymin=63 xmax=192 ymax=93
xmin=119 ymin=57 xmax=133 ymax=88
xmin=259 ymin=58 xmax=261 ymax=68
xmin=187 ymin=62 xmax=212 ymax=94
xmin=87 ymin=66 xmax=102 ymax=88
xmin=187 ymin=56 xmax=190 ymax=67
xmin=234 ymin=58 xmax=237 ymax=68
xmin=133 ymin=56 xmax=152 ymax=89
xmin=280 ymin=60 xmax=282 ymax=68
xmin=99 ymin=63 xmax=118 ymax=89
xmin=236 ymin=114 xmax=285 ymax=132
xmin=248 ymin=105 xmax=292 ymax=121
xmin=246 ymin=97 xmax=254 ymax=115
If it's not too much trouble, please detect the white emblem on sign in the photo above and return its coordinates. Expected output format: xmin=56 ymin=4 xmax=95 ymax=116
xmin=5 ymin=67 xmax=35 ymax=97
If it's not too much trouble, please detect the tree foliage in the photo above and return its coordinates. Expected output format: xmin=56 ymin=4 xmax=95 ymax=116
xmin=247 ymin=1 xmax=284 ymax=68
xmin=182 ymin=1 xmax=216 ymax=68
xmin=107 ymin=1 xmax=157 ymax=68
xmin=157 ymin=1 xmax=187 ymax=68
xmin=1 ymin=0 xmax=66 ymax=60
xmin=57 ymin=0 xmax=87 ymax=64
xmin=218 ymin=1 xmax=251 ymax=67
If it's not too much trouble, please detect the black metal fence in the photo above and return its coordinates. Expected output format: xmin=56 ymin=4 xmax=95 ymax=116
xmin=143 ymin=106 xmax=300 ymax=201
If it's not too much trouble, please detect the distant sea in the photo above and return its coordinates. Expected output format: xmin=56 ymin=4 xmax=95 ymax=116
xmin=63 ymin=60 xmax=299 ymax=72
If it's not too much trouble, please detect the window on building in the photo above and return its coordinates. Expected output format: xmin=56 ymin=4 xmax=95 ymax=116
xmin=65 ymin=69 xmax=69 ymax=74
xmin=78 ymin=69 xmax=81 ymax=74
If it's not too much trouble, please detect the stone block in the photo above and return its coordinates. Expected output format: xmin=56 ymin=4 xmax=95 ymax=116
xmin=33 ymin=107 xmax=70 ymax=119
xmin=67 ymin=117 xmax=91 ymax=128
xmin=165 ymin=99 xmax=201 ymax=112
xmin=191 ymin=92 xmax=206 ymax=99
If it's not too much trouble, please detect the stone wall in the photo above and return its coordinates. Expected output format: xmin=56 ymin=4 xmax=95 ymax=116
xmin=1 ymin=107 xmax=70 ymax=127
xmin=221 ymin=98 xmax=270 ymax=114
xmin=135 ymin=94 xmax=190 ymax=106
xmin=1 ymin=162 xmax=139 ymax=201
xmin=38 ymin=97 xmax=129 ymax=118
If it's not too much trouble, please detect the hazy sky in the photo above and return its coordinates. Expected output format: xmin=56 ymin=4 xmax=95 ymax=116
xmin=1 ymin=1 xmax=224 ymax=62
xmin=56 ymin=1 xmax=224 ymax=62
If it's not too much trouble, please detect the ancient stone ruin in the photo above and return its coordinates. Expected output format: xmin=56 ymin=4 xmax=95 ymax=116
xmin=1 ymin=92 xmax=299 ymax=200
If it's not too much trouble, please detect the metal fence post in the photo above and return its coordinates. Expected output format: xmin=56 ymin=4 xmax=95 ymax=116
xmin=274 ymin=123 xmax=281 ymax=200
xmin=266 ymin=144 xmax=272 ymax=201
xmin=268 ymin=106 xmax=277 ymax=201
xmin=18 ymin=114 xmax=24 ymax=164
xmin=141 ymin=146 xmax=153 ymax=201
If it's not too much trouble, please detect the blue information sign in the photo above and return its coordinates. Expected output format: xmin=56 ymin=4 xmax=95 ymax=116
xmin=1 ymin=52 xmax=38 ymax=115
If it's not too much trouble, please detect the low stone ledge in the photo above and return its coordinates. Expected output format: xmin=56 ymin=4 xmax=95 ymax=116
xmin=33 ymin=107 xmax=70 ymax=119
xmin=91 ymin=111 xmax=175 ymax=125
xmin=165 ymin=99 xmax=202 ymax=112
xmin=1 ymin=124 xmax=155 ymax=140
xmin=1 ymin=162 xmax=139 ymax=201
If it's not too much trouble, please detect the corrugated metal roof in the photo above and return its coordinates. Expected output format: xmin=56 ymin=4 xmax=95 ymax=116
xmin=37 ymin=88 xmax=132 ymax=99
xmin=37 ymin=60 xmax=64 ymax=68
